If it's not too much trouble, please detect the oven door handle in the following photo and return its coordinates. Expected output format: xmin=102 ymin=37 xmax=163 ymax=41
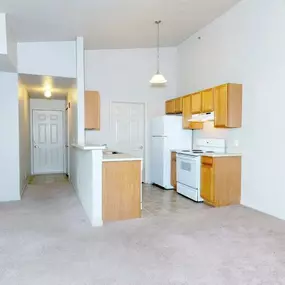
xmin=177 ymin=156 xmax=198 ymax=162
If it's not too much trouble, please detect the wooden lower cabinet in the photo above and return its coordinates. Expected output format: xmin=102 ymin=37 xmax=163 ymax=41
xmin=102 ymin=160 xmax=141 ymax=221
xmin=171 ymin=152 xmax=177 ymax=189
xmin=200 ymin=156 xmax=241 ymax=207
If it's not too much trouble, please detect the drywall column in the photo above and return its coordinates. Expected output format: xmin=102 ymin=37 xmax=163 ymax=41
xmin=0 ymin=72 xmax=20 ymax=201
xmin=0 ymin=14 xmax=7 ymax=54
xmin=76 ymin=37 xmax=85 ymax=145
xmin=71 ymin=145 xmax=104 ymax=226
xmin=0 ymin=13 xmax=17 ymax=72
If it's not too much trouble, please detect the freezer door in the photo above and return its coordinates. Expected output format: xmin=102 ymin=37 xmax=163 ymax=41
xmin=151 ymin=117 xmax=164 ymax=136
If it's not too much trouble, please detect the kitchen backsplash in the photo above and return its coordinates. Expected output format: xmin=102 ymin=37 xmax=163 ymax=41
xmin=193 ymin=121 xmax=242 ymax=153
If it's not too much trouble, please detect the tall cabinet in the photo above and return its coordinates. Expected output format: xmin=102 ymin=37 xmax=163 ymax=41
xmin=85 ymin=91 xmax=100 ymax=130
xmin=214 ymin=84 xmax=242 ymax=128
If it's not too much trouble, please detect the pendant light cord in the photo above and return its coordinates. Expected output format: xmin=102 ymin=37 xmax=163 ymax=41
xmin=156 ymin=20 xmax=161 ymax=73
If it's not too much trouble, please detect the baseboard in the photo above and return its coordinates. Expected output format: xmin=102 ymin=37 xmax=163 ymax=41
xmin=20 ymin=176 xmax=30 ymax=197
xmin=92 ymin=217 xmax=103 ymax=227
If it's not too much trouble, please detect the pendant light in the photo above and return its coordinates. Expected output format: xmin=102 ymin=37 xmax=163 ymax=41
xmin=150 ymin=20 xmax=167 ymax=84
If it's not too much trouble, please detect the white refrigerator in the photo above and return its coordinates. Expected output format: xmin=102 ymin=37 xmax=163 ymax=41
xmin=151 ymin=116 xmax=192 ymax=189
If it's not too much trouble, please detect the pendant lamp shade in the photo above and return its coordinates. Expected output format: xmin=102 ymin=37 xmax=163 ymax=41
xmin=150 ymin=72 xmax=167 ymax=84
xmin=150 ymin=20 xmax=167 ymax=84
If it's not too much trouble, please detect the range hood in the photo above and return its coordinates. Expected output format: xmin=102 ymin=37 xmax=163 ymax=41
xmin=188 ymin=112 xmax=214 ymax=122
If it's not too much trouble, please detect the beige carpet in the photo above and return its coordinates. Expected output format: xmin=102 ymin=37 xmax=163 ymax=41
xmin=0 ymin=180 xmax=285 ymax=284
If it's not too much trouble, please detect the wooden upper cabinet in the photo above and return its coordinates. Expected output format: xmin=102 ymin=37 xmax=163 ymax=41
xmin=191 ymin=92 xmax=202 ymax=114
xmin=174 ymin=97 xmax=183 ymax=114
xmin=182 ymin=95 xmax=192 ymax=129
xmin=85 ymin=91 xmax=100 ymax=130
xmin=201 ymin=88 xmax=214 ymax=113
xmin=165 ymin=100 xmax=175 ymax=114
xmin=214 ymin=83 xmax=242 ymax=128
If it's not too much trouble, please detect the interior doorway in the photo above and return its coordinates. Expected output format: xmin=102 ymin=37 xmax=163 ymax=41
xmin=32 ymin=109 xmax=65 ymax=174
xmin=110 ymin=102 xmax=146 ymax=181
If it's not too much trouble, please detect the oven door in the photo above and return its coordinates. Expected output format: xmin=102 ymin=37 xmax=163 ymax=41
xmin=177 ymin=155 xmax=198 ymax=189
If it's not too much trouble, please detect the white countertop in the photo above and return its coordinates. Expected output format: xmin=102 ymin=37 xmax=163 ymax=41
xmin=72 ymin=144 xmax=107 ymax=150
xmin=103 ymin=153 xmax=143 ymax=162
xmin=174 ymin=149 xmax=242 ymax=157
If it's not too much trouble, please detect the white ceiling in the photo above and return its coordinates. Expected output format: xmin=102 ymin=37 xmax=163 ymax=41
xmin=19 ymin=74 xmax=75 ymax=99
xmin=1 ymin=0 xmax=242 ymax=49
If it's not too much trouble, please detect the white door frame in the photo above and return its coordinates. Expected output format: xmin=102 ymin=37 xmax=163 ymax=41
xmin=109 ymin=101 xmax=147 ymax=182
xmin=30 ymin=108 xmax=66 ymax=175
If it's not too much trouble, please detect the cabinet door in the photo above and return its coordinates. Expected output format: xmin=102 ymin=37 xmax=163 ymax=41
xmin=171 ymin=152 xmax=177 ymax=189
xmin=182 ymin=95 xmax=192 ymax=129
xmin=200 ymin=164 xmax=215 ymax=204
xmin=166 ymin=100 xmax=176 ymax=114
xmin=214 ymin=84 xmax=228 ymax=127
xmin=191 ymin=92 xmax=202 ymax=114
xmin=202 ymin=88 xmax=214 ymax=113
xmin=85 ymin=91 xmax=100 ymax=130
xmin=165 ymin=101 xmax=171 ymax=114
xmin=175 ymin=98 xmax=183 ymax=114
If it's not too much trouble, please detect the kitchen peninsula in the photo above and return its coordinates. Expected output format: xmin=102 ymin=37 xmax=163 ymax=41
xmin=102 ymin=151 xmax=142 ymax=222
xmin=71 ymin=144 xmax=142 ymax=226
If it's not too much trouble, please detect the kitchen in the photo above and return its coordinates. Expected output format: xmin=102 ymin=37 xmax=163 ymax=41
xmin=79 ymin=82 xmax=243 ymax=225
xmin=150 ymin=83 xmax=242 ymax=208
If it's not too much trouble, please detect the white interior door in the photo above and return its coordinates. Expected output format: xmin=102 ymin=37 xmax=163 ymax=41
xmin=111 ymin=102 xmax=145 ymax=180
xmin=32 ymin=110 xmax=64 ymax=174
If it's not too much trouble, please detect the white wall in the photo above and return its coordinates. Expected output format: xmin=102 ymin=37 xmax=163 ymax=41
xmin=76 ymin=37 xmax=85 ymax=145
xmin=30 ymin=98 xmax=66 ymax=110
xmin=177 ymin=0 xmax=285 ymax=219
xmin=17 ymin=41 xmax=76 ymax=78
xmin=0 ymin=14 xmax=17 ymax=72
xmin=0 ymin=72 xmax=20 ymax=201
xmin=84 ymin=47 xmax=177 ymax=182
xmin=0 ymin=14 xmax=7 ymax=54
xmin=18 ymin=84 xmax=30 ymax=194
xmin=70 ymin=148 xmax=103 ymax=226
xmin=67 ymin=88 xmax=78 ymax=145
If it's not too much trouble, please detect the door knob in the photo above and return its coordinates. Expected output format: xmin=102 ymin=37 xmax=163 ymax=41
xmin=139 ymin=146 xmax=143 ymax=150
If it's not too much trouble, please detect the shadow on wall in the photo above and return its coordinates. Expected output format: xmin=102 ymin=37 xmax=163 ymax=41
xmin=193 ymin=121 xmax=241 ymax=153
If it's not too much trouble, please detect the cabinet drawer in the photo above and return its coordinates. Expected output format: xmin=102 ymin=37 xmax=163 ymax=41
xmin=201 ymin=156 xmax=213 ymax=165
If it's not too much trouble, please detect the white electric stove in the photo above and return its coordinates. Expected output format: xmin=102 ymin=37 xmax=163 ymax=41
xmin=176 ymin=139 xmax=226 ymax=202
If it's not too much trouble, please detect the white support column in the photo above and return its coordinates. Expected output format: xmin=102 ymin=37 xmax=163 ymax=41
xmin=91 ymin=149 xmax=103 ymax=226
xmin=76 ymin=37 xmax=85 ymax=145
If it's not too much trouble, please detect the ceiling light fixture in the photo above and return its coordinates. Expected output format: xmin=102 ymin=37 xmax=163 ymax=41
xmin=44 ymin=89 xmax=52 ymax=98
xmin=150 ymin=20 xmax=167 ymax=85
